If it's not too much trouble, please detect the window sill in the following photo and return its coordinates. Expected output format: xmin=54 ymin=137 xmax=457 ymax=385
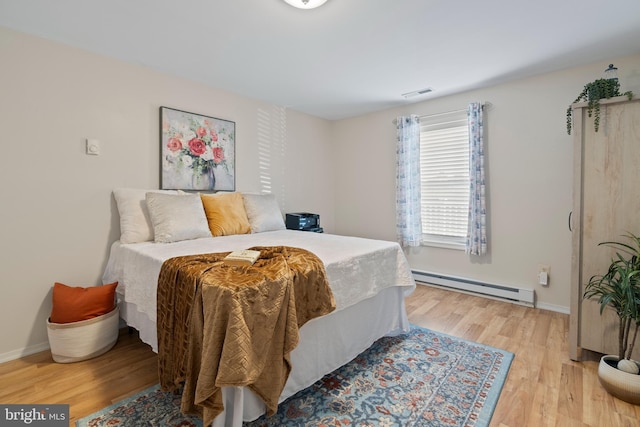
xmin=421 ymin=240 xmax=465 ymax=251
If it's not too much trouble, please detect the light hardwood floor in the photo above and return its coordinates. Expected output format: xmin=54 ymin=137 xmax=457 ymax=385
xmin=1 ymin=284 xmax=639 ymax=426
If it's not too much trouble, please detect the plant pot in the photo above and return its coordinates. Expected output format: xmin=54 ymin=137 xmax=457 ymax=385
xmin=598 ymin=355 xmax=640 ymax=405
xmin=46 ymin=306 xmax=120 ymax=363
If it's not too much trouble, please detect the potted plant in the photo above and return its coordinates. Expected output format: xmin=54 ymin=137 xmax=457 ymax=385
xmin=583 ymin=232 xmax=640 ymax=404
xmin=566 ymin=78 xmax=633 ymax=135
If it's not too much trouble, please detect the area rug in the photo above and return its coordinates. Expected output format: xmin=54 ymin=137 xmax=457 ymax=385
xmin=76 ymin=325 xmax=513 ymax=427
xmin=75 ymin=385 xmax=202 ymax=427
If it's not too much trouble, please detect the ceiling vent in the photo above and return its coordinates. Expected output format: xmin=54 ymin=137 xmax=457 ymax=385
xmin=402 ymin=88 xmax=433 ymax=99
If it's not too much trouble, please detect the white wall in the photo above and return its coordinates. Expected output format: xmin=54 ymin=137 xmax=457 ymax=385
xmin=0 ymin=27 xmax=335 ymax=360
xmin=332 ymin=53 xmax=640 ymax=312
xmin=2 ymin=23 xmax=639 ymax=360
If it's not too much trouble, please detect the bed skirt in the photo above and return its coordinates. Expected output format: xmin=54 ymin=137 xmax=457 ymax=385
xmin=119 ymin=285 xmax=410 ymax=426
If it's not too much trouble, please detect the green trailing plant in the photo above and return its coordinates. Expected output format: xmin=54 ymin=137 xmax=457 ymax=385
xmin=566 ymin=78 xmax=633 ymax=135
xmin=584 ymin=233 xmax=640 ymax=368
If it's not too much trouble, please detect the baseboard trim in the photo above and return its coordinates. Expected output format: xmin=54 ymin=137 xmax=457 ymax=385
xmin=535 ymin=301 xmax=570 ymax=314
xmin=0 ymin=341 xmax=50 ymax=364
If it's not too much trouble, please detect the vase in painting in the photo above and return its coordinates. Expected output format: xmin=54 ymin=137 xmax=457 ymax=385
xmin=192 ymin=164 xmax=216 ymax=191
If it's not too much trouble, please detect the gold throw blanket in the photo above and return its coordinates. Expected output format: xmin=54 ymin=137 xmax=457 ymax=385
xmin=157 ymin=246 xmax=336 ymax=426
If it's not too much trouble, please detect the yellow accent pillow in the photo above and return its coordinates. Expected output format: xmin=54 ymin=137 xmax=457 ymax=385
xmin=200 ymin=192 xmax=251 ymax=236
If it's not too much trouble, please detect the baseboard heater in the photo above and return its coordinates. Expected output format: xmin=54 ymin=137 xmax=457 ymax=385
xmin=412 ymin=270 xmax=535 ymax=307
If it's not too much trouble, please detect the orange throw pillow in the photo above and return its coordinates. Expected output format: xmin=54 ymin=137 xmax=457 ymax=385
xmin=50 ymin=282 xmax=117 ymax=324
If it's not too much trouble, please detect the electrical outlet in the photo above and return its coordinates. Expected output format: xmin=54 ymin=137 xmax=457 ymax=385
xmin=538 ymin=264 xmax=550 ymax=286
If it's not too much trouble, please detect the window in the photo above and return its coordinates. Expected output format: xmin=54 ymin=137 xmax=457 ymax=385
xmin=419 ymin=109 xmax=469 ymax=249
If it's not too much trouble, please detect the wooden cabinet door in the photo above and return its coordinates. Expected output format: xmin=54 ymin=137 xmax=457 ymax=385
xmin=571 ymin=98 xmax=640 ymax=360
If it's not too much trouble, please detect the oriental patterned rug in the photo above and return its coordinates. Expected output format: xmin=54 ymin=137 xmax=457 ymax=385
xmin=76 ymin=325 xmax=513 ymax=427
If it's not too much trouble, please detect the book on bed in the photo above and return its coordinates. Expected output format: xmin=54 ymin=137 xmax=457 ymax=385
xmin=223 ymin=249 xmax=261 ymax=266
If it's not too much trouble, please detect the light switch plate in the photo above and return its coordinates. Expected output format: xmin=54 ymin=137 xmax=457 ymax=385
xmin=86 ymin=139 xmax=100 ymax=155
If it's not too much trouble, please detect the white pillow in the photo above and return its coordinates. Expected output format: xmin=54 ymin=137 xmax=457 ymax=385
xmin=113 ymin=188 xmax=180 ymax=244
xmin=145 ymin=192 xmax=211 ymax=243
xmin=242 ymin=193 xmax=286 ymax=233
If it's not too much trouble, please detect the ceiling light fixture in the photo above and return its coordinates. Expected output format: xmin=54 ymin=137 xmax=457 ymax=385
xmin=282 ymin=0 xmax=328 ymax=9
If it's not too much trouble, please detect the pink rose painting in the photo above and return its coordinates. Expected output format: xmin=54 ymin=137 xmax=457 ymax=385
xmin=160 ymin=107 xmax=235 ymax=191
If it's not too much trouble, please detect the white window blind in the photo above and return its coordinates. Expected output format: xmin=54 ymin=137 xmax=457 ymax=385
xmin=419 ymin=109 xmax=469 ymax=249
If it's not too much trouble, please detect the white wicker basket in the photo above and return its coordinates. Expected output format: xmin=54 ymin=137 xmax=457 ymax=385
xmin=47 ymin=306 xmax=120 ymax=363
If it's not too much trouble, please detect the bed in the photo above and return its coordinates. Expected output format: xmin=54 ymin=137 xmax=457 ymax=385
xmin=103 ymin=189 xmax=416 ymax=427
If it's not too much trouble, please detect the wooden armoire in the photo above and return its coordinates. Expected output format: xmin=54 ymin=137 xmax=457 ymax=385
xmin=569 ymin=95 xmax=640 ymax=361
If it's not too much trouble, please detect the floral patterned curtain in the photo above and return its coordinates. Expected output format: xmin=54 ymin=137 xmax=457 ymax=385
xmin=466 ymin=102 xmax=487 ymax=255
xmin=395 ymin=115 xmax=422 ymax=247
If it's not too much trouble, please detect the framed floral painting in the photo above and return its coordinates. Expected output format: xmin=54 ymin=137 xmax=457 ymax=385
xmin=160 ymin=106 xmax=235 ymax=191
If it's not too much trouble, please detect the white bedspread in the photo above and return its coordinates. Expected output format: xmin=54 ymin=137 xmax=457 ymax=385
xmin=103 ymin=230 xmax=416 ymax=323
xmin=102 ymin=230 xmax=416 ymax=426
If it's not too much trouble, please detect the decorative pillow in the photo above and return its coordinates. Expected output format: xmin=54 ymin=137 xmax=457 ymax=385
xmin=200 ymin=192 xmax=251 ymax=237
xmin=145 ymin=192 xmax=211 ymax=243
xmin=242 ymin=193 xmax=286 ymax=233
xmin=50 ymin=282 xmax=117 ymax=324
xmin=113 ymin=188 xmax=180 ymax=244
